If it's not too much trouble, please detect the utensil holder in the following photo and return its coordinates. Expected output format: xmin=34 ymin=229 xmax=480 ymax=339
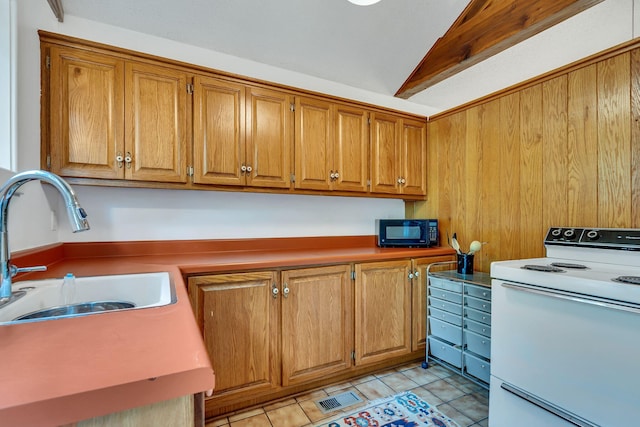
xmin=457 ymin=253 xmax=474 ymax=274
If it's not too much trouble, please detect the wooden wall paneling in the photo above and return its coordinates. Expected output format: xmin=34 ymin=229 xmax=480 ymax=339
xmin=435 ymin=116 xmax=454 ymax=238
xmin=478 ymin=100 xmax=501 ymax=272
xmin=567 ymin=65 xmax=599 ymax=227
xmin=452 ymin=108 xmax=482 ymax=260
xmin=597 ymin=53 xmax=632 ymax=227
xmin=499 ymin=93 xmax=521 ymax=262
xmin=519 ymin=84 xmax=545 ymax=259
xmin=449 ymin=111 xmax=466 ymax=249
xmin=631 ymin=49 xmax=640 ymax=229
xmin=422 ymin=121 xmax=442 ymax=222
xmin=542 ymin=76 xmax=569 ymax=230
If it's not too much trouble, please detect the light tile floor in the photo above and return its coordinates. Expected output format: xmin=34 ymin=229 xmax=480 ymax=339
xmin=206 ymin=360 xmax=489 ymax=427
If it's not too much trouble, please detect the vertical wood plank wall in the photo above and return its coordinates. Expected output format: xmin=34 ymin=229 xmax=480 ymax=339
xmin=411 ymin=43 xmax=640 ymax=273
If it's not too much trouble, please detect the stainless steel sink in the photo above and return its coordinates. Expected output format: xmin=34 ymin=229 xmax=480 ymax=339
xmin=15 ymin=301 xmax=136 ymax=321
xmin=0 ymin=272 xmax=176 ymax=325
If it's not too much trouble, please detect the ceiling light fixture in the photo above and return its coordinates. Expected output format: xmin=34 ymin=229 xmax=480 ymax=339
xmin=348 ymin=0 xmax=381 ymax=5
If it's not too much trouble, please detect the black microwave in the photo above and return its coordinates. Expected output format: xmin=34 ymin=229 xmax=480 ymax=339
xmin=376 ymin=219 xmax=438 ymax=248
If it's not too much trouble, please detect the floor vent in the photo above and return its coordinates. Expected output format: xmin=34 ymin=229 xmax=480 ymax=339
xmin=315 ymin=391 xmax=363 ymax=414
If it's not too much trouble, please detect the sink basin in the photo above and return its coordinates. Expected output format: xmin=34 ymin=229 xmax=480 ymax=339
xmin=0 ymin=272 xmax=176 ymax=325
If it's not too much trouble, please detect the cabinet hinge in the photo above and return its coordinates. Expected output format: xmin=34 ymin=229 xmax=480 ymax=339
xmin=187 ymin=165 xmax=194 ymax=177
xmin=46 ymin=154 xmax=51 ymax=169
xmin=186 ymin=83 xmax=194 ymax=95
xmin=290 ymin=173 xmax=295 ymax=183
xmin=45 ymin=55 xmax=51 ymax=70
xmin=290 ymin=103 xmax=295 ymax=112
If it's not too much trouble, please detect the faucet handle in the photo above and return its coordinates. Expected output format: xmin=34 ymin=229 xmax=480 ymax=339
xmin=10 ymin=264 xmax=47 ymax=277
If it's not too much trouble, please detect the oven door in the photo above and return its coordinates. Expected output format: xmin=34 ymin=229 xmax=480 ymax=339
xmin=490 ymin=279 xmax=640 ymax=427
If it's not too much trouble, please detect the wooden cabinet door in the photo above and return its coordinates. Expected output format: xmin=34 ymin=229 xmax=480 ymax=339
xmin=246 ymin=87 xmax=293 ymax=188
xmin=125 ymin=62 xmax=189 ymax=183
xmin=411 ymin=256 xmax=455 ymax=352
xmin=193 ymin=76 xmax=245 ymax=186
xmin=48 ymin=46 xmax=124 ymax=179
xmin=370 ymin=112 xmax=401 ymax=194
xmin=333 ymin=105 xmax=369 ymax=193
xmin=281 ymin=265 xmax=353 ymax=386
xmin=188 ymin=272 xmax=280 ymax=400
xmin=354 ymin=260 xmax=412 ymax=365
xmin=401 ymin=118 xmax=427 ymax=196
xmin=294 ymin=97 xmax=333 ymax=191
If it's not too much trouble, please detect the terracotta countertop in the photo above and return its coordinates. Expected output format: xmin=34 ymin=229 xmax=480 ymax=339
xmin=1 ymin=235 xmax=453 ymax=426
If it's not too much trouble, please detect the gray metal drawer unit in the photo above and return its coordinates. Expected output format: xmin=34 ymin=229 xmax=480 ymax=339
xmin=425 ymin=267 xmax=492 ymax=389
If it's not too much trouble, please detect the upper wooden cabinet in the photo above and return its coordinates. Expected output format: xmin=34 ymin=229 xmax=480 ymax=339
xmin=41 ymin=32 xmax=427 ymax=199
xmin=47 ymin=45 xmax=190 ymax=183
xmin=294 ymin=97 xmax=369 ymax=192
xmin=192 ymin=78 xmax=293 ymax=188
xmin=246 ymin=87 xmax=294 ymax=188
xmin=125 ymin=62 xmax=190 ymax=183
xmin=48 ymin=46 xmax=125 ymax=179
xmin=370 ymin=113 xmax=427 ymax=195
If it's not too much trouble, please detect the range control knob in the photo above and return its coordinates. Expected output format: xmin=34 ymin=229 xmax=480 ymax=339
xmin=586 ymin=230 xmax=599 ymax=240
xmin=563 ymin=229 xmax=576 ymax=239
xmin=551 ymin=229 xmax=562 ymax=237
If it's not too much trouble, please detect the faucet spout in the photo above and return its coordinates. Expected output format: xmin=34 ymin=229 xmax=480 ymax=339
xmin=0 ymin=170 xmax=90 ymax=301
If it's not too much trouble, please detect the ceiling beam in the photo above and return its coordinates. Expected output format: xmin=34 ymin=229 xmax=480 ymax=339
xmin=395 ymin=0 xmax=604 ymax=99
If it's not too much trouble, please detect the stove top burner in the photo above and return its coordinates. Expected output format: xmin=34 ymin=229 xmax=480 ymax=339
xmin=521 ymin=265 xmax=565 ymax=273
xmin=613 ymin=276 xmax=640 ymax=285
xmin=550 ymin=262 xmax=588 ymax=269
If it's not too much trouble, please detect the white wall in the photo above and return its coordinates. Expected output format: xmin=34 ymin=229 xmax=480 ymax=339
xmin=6 ymin=0 xmax=639 ymax=252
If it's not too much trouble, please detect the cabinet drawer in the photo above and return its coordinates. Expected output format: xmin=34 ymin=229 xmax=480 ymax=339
xmin=464 ymin=352 xmax=490 ymax=384
xmin=465 ymin=295 xmax=491 ymax=313
xmin=429 ymin=296 xmax=461 ymax=315
xmin=429 ymin=306 xmax=462 ymax=326
xmin=464 ymin=284 xmax=491 ymax=301
xmin=464 ymin=307 xmax=491 ymax=325
xmin=464 ymin=318 xmax=491 ymax=337
xmin=428 ymin=336 xmax=462 ymax=368
xmin=428 ymin=317 xmax=462 ymax=345
xmin=465 ymin=330 xmax=491 ymax=359
xmin=429 ymin=287 xmax=462 ymax=304
xmin=429 ymin=277 xmax=462 ymax=293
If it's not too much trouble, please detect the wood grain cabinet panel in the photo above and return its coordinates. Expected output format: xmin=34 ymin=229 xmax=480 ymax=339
xmin=281 ymin=265 xmax=353 ymax=386
xmin=193 ymin=76 xmax=246 ymax=186
xmin=370 ymin=113 xmax=426 ymax=195
xmin=354 ymin=260 xmax=412 ymax=365
xmin=246 ymin=87 xmax=294 ymax=188
xmin=188 ymin=272 xmax=280 ymax=401
xmin=294 ymin=97 xmax=368 ymax=192
xmin=125 ymin=62 xmax=189 ymax=183
xmin=47 ymin=45 xmax=190 ymax=183
xmin=48 ymin=46 xmax=124 ymax=179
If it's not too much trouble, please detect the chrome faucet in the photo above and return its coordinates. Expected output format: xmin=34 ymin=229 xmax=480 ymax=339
xmin=0 ymin=170 xmax=90 ymax=302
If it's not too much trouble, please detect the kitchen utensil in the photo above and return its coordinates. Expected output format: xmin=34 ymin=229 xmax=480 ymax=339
xmin=451 ymin=233 xmax=461 ymax=254
xmin=469 ymin=240 xmax=482 ymax=255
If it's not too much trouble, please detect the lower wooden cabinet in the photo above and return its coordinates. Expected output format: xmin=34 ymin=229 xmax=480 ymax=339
xmin=281 ymin=265 xmax=353 ymax=386
xmin=188 ymin=272 xmax=280 ymax=400
xmin=187 ymin=256 xmax=451 ymax=419
xmin=354 ymin=260 xmax=413 ymax=365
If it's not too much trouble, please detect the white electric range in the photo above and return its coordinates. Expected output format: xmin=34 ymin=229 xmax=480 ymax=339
xmin=489 ymin=227 xmax=640 ymax=427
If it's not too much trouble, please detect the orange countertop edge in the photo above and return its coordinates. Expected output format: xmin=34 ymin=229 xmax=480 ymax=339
xmin=2 ymin=235 xmax=454 ymax=426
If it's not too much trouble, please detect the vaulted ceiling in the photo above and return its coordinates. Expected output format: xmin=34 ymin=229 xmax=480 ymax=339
xmin=56 ymin=0 xmax=606 ymax=113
